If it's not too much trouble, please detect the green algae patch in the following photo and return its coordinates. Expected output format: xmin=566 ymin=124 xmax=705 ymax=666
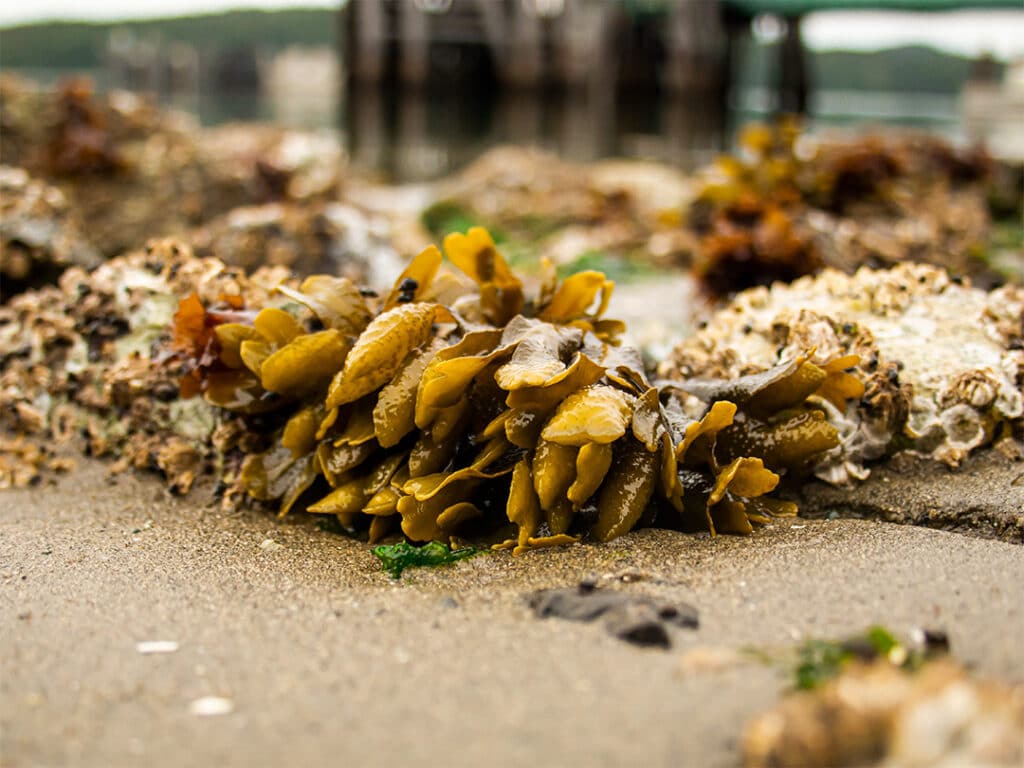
xmin=794 ymin=625 xmax=944 ymax=690
xmin=372 ymin=541 xmax=482 ymax=579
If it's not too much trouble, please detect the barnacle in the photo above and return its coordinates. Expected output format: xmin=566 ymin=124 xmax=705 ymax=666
xmin=176 ymin=228 xmax=849 ymax=552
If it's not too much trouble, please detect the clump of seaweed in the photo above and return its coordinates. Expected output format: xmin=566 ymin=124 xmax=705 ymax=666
xmin=43 ymin=78 xmax=126 ymax=177
xmin=175 ymin=226 xmax=852 ymax=549
xmin=687 ymin=120 xmax=820 ymax=296
xmin=663 ymin=350 xmax=862 ymax=534
xmin=687 ymin=120 xmax=1003 ymax=296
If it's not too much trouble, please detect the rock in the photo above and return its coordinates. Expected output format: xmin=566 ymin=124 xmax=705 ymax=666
xmin=663 ymin=263 xmax=1023 ymax=485
xmin=527 ymin=582 xmax=698 ymax=648
xmin=602 ymin=604 xmax=671 ymax=648
xmin=742 ymin=659 xmax=1024 ymax=768
xmin=797 ymin=449 xmax=1024 ymax=543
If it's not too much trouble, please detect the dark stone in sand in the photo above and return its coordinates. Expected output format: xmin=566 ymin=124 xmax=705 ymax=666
xmin=527 ymin=583 xmax=698 ymax=648
xmin=797 ymin=450 xmax=1024 ymax=544
xmin=602 ymin=605 xmax=671 ymax=648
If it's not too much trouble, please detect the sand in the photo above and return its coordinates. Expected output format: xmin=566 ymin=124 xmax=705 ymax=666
xmin=2 ymin=461 xmax=1023 ymax=767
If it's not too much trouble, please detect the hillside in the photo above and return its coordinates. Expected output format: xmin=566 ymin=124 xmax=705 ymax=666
xmin=739 ymin=42 xmax=996 ymax=93
xmin=0 ymin=9 xmax=336 ymax=68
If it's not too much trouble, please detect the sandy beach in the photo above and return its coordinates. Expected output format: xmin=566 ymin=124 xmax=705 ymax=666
xmin=3 ymin=460 xmax=1022 ymax=767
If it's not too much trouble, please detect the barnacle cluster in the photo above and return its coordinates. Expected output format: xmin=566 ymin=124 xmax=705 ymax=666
xmin=174 ymin=227 xmax=849 ymax=549
xmin=0 ymin=238 xmax=289 ymax=490
xmin=0 ymin=166 xmax=100 ymax=300
xmin=664 ymin=262 xmax=1024 ymax=483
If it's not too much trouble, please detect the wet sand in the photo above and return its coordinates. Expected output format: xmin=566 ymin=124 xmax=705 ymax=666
xmin=2 ymin=461 xmax=1023 ymax=767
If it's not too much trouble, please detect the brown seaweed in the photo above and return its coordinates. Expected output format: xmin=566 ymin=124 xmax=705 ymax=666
xmin=175 ymin=227 xmax=855 ymax=552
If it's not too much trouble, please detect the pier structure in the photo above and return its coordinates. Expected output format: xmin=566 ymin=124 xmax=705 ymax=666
xmin=339 ymin=0 xmax=733 ymax=178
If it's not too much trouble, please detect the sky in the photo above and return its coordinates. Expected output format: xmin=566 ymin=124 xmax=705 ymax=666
xmin=0 ymin=1 xmax=1022 ymax=60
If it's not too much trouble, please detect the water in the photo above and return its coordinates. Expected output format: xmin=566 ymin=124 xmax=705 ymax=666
xmin=7 ymin=66 xmax=967 ymax=183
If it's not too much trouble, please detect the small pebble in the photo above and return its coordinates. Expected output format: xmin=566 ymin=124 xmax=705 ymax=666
xmin=189 ymin=696 xmax=233 ymax=716
xmin=136 ymin=640 xmax=179 ymax=655
xmin=260 ymin=538 xmax=284 ymax=552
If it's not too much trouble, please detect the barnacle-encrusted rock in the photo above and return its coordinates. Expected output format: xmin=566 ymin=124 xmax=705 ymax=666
xmin=663 ymin=263 xmax=1024 ymax=483
xmin=0 ymin=166 xmax=100 ymax=299
xmin=421 ymin=146 xmax=695 ymax=270
xmin=185 ymin=200 xmax=393 ymax=281
xmin=1 ymin=76 xmax=209 ymax=255
xmin=174 ymin=227 xmax=843 ymax=550
xmin=0 ymin=238 xmax=291 ymax=490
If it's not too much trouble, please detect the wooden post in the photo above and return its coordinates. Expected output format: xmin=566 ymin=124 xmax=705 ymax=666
xmin=779 ymin=15 xmax=808 ymax=115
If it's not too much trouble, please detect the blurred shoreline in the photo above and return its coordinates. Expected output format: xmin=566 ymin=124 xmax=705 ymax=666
xmin=5 ymin=64 xmax=1006 ymax=183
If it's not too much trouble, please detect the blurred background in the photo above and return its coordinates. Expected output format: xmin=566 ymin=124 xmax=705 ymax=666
xmin=2 ymin=0 xmax=1022 ymax=182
